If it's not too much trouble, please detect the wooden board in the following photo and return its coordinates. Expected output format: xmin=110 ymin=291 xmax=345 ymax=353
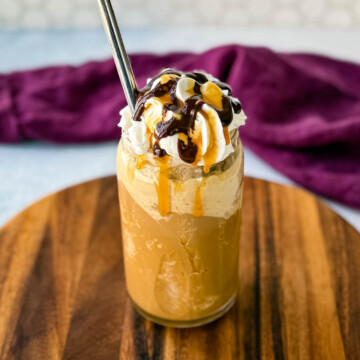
xmin=0 ymin=176 xmax=359 ymax=360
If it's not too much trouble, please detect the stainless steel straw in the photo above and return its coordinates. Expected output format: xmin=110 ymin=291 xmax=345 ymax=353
xmin=97 ymin=0 xmax=138 ymax=114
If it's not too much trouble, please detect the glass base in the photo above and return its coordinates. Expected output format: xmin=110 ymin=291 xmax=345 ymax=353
xmin=130 ymin=292 xmax=237 ymax=328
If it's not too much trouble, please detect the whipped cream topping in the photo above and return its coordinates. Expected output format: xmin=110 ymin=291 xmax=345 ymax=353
xmin=119 ymin=69 xmax=246 ymax=171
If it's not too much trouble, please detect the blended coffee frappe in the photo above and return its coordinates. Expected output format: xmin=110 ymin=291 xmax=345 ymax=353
xmin=117 ymin=69 xmax=246 ymax=327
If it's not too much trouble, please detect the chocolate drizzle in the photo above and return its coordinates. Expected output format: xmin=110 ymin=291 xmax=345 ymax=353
xmin=177 ymin=138 xmax=199 ymax=163
xmin=133 ymin=78 xmax=177 ymax=122
xmin=133 ymin=69 xmax=242 ymax=163
xmin=153 ymin=142 xmax=167 ymax=157
xmin=155 ymin=98 xmax=204 ymax=163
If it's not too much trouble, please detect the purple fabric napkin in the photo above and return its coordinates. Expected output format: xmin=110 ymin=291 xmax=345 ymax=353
xmin=1 ymin=45 xmax=359 ymax=209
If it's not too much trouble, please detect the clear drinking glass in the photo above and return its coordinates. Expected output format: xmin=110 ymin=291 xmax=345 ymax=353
xmin=117 ymin=131 xmax=244 ymax=327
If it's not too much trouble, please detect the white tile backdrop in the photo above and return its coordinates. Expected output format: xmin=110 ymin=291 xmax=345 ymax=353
xmin=1 ymin=0 xmax=360 ymax=29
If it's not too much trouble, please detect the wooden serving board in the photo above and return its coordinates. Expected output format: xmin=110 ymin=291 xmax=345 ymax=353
xmin=0 ymin=176 xmax=359 ymax=360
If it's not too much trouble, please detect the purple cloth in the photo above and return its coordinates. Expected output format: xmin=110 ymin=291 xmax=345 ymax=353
xmin=0 ymin=45 xmax=359 ymax=208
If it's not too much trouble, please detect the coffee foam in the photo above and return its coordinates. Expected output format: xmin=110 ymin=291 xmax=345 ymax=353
xmin=117 ymin=138 xmax=243 ymax=220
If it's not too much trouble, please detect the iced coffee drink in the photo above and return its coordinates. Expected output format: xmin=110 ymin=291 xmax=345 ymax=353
xmin=117 ymin=70 xmax=246 ymax=327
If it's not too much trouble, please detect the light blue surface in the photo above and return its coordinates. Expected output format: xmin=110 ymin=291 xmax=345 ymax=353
xmin=0 ymin=142 xmax=117 ymax=223
xmin=1 ymin=29 xmax=110 ymax=71
xmin=2 ymin=28 xmax=360 ymax=72
xmin=0 ymin=29 xmax=359 ymax=231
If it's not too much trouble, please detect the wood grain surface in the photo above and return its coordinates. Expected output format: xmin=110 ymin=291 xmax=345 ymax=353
xmin=0 ymin=176 xmax=359 ymax=360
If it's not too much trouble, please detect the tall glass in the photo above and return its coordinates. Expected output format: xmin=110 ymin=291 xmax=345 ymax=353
xmin=117 ymin=131 xmax=244 ymax=327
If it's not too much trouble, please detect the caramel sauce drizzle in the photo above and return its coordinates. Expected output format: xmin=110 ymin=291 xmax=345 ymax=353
xmin=159 ymin=74 xmax=180 ymax=84
xmin=136 ymin=155 xmax=146 ymax=170
xmin=191 ymin=134 xmax=203 ymax=167
xmin=201 ymin=109 xmax=219 ymax=174
xmin=200 ymin=82 xmax=223 ymax=110
xmin=155 ymin=156 xmax=170 ymax=217
xmin=223 ymin=127 xmax=230 ymax=145
xmin=193 ymin=180 xmax=204 ymax=217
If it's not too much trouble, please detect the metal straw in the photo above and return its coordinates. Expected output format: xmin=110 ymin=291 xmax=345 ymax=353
xmin=97 ymin=0 xmax=138 ymax=114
